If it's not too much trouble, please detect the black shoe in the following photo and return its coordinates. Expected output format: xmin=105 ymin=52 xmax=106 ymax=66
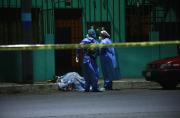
xmin=104 ymin=85 xmax=112 ymax=90
xmin=84 ymin=89 xmax=90 ymax=92
xmin=105 ymin=87 xmax=112 ymax=90
xmin=92 ymin=88 xmax=104 ymax=92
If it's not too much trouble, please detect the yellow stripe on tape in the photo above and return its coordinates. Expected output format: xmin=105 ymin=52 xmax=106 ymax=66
xmin=0 ymin=41 xmax=179 ymax=51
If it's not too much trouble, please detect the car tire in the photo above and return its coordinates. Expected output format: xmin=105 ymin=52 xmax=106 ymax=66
xmin=159 ymin=81 xmax=178 ymax=89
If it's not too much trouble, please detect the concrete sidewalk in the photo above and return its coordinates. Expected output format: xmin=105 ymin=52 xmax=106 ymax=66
xmin=0 ymin=78 xmax=161 ymax=94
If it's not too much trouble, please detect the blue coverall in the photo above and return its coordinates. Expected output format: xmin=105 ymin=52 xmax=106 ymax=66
xmin=100 ymin=37 xmax=117 ymax=89
xmin=78 ymin=37 xmax=99 ymax=91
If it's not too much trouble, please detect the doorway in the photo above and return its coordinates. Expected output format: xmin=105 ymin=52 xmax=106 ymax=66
xmin=55 ymin=9 xmax=82 ymax=76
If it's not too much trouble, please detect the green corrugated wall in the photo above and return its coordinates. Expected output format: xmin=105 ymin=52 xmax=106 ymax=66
xmin=0 ymin=0 xmax=178 ymax=82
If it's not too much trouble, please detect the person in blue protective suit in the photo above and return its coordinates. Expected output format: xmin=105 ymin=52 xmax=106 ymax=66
xmin=76 ymin=28 xmax=101 ymax=92
xmin=99 ymin=30 xmax=118 ymax=90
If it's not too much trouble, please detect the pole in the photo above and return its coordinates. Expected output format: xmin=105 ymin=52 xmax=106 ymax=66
xmin=21 ymin=0 xmax=33 ymax=83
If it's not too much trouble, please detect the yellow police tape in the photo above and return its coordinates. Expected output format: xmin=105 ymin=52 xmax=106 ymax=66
xmin=0 ymin=41 xmax=179 ymax=51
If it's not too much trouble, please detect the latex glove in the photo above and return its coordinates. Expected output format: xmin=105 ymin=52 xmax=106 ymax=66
xmin=75 ymin=57 xmax=79 ymax=63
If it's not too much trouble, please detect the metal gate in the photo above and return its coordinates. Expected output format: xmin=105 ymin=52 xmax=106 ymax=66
xmin=126 ymin=0 xmax=180 ymax=42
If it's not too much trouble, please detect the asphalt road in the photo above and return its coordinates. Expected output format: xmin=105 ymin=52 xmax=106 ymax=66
xmin=0 ymin=89 xmax=180 ymax=118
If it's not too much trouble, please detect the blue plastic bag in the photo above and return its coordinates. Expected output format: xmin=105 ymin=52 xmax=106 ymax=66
xmin=56 ymin=72 xmax=85 ymax=92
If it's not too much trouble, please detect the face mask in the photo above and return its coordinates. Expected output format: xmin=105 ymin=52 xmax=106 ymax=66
xmin=99 ymin=36 xmax=102 ymax=40
xmin=86 ymin=34 xmax=89 ymax=38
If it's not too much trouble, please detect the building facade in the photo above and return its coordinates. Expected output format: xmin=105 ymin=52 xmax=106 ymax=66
xmin=0 ymin=0 xmax=179 ymax=82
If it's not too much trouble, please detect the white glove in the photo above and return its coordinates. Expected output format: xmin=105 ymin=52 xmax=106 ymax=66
xmin=75 ymin=57 xmax=79 ymax=63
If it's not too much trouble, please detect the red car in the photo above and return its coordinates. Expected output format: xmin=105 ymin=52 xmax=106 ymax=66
xmin=143 ymin=55 xmax=180 ymax=89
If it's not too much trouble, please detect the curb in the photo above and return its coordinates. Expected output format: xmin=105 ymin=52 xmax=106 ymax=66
xmin=112 ymin=80 xmax=161 ymax=89
xmin=0 ymin=79 xmax=162 ymax=94
xmin=0 ymin=83 xmax=58 ymax=94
